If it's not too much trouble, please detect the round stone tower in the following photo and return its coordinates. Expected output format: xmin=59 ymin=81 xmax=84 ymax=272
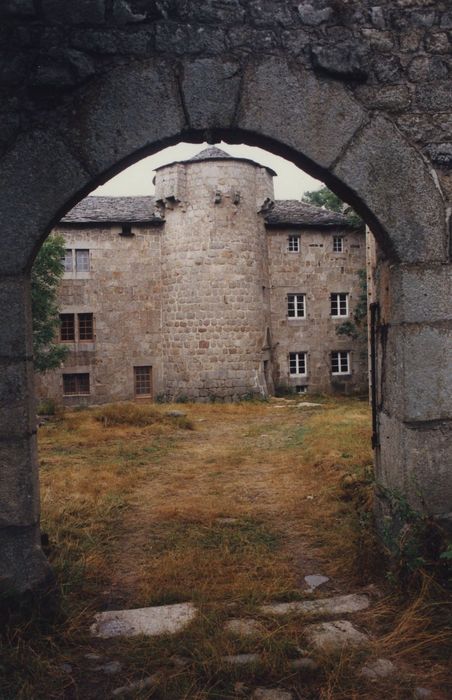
xmin=154 ymin=146 xmax=275 ymax=401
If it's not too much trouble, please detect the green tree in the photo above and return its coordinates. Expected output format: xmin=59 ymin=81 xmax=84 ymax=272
xmin=336 ymin=269 xmax=368 ymax=342
xmin=302 ymin=185 xmax=362 ymax=226
xmin=31 ymin=235 xmax=69 ymax=372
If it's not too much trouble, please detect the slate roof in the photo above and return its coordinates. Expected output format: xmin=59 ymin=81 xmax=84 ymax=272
xmin=61 ymin=196 xmax=163 ymax=224
xmin=264 ymin=200 xmax=358 ymax=229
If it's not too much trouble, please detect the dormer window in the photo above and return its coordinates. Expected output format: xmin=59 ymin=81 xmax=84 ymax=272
xmin=288 ymin=235 xmax=300 ymax=252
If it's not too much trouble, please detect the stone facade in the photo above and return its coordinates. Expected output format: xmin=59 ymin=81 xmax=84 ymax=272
xmin=1 ymin=0 xmax=451 ymax=594
xmin=36 ymin=149 xmax=366 ymax=404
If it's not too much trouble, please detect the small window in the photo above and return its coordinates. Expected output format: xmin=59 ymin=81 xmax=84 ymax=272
xmin=134 ymin=366 xmax=152 ymax=397
xmin=333 ymin=236 xmax=343 ymax=252
xmin=63 ymin=249 xmax=73 ymax=272
xmin=63 ymin=373 xmax=90 ymax=395
xmin=287 ymin=235 xmax=300 ymax=252
xmin=296 ymin=385 xmax=308 ymax=394
xmin=287 ymin=293 xmax=305 ymax=318
xmin=75 ymin=249 xmax=90 ymax=272
xmin=60 ymin=313 xmax=75 ymax=341
xmin=289 ymin=352 xmax=307 ymax=376
xmin=331 ymin=293 xmax=349 ymax=317
xmin=78 ymin=313 xmax=94 ymax=341
xmin=120 ymin=223 xmax=133 ymax=237
xmin=331 ymin=351 xmax=350 ymax=375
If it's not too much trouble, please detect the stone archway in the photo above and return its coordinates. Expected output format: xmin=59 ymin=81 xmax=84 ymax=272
xmin=0 ymin=53 xmax=450 ymax=594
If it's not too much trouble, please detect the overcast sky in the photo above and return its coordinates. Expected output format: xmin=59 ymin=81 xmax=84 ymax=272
xmin=93 ymin=141 xmax=322 ymax=200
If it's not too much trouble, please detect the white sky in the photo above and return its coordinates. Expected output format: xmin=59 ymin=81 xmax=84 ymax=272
xmin=93 ymin=141 xmax=322 ymax=200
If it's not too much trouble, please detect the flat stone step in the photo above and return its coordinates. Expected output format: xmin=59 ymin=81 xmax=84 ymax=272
xmin=260 ymin=593 xmax=369 ymax=617
xmin=90 ymin=602 xmax=197 ymax=639
xmin=305 ymin=619 xmax=369 ymax=651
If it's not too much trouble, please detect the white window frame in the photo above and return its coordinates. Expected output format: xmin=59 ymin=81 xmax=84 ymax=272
xmin=333 ymin=236 xmax=344 ymax=253
xmin=287 ymin=235 xmax=300 ymax=252
xmin=331 ymin=351 xmax=350 ymax=375
xmin=287 ymin=293 xmax=306 ymax=319
xmin=289 ymin=351 xmax=307 ymax=376
xmin=330 ymin=292 xmax=349 ymax=318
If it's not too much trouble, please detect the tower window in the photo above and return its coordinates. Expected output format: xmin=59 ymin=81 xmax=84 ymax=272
xmin=287 ymin=293 xmax=306 ymax=318
xmin=330 ymin=293 xmax=349 ymax=317
xmin=333 ymin=236 xmax=344 ymax=252
xmin=134 ymin=366 xmax=153 ymax=397
xmin=63 ymin=373 xmax=90 ymax=395
xmin=289 ymin=352 xmax=307 ymax=376
xmin=331 ymin=351 xmax=350 ymax=375
xmin=287 ymin=235 xmax=300 ymax=252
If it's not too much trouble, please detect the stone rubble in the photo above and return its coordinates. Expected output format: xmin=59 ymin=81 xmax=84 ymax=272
xmin=304 ymin=619 xmax=369 ymax=651
xmin=260 ymin=593 xmax=369 ymax=617
xmin=90 ymin=602 xmax=197 ymax=638
xmin=304 ymin=574 xmax=329 ymax=590
xmin=252 ymin=689 xmax=294 ymax=700
xmin=359 ymin=658 xmax=396 ymax=680
xmin=224 ymin=618 xmax=264 ymax=637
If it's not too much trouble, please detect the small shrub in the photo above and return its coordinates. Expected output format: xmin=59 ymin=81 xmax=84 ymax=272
xmin=94 ymin=402 xmax=164 ymax=427
xmin=37 ymin=398 xmax=57 ymax=415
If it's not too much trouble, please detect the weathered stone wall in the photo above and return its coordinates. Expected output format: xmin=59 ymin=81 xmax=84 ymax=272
xmin=0 ymin=0 xmax=451 ymax=593
xmin=157 ymin=158 xmax=273 ymax=400
xmin=268 ymin=227 xmax=367 ymax=395
xmin=35 ymin=225 xmax=164 ymax=406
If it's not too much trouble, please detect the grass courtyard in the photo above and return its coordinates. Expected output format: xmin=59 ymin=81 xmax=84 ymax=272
xmin=1 ymin=397 xmax=450 ymax=699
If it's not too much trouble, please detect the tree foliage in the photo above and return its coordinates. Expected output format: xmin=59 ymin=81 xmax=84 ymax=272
xmin=302 ymin=185 xmax=363 ymax=226
xmin=31 ymin=235 xmax=69 ymax=372
xmin=336 ymin=269 xmax=368 ymax=342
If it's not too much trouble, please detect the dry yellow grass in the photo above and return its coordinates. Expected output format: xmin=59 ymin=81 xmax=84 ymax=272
xmin=1 ymin=398 xmax=450 ymax=699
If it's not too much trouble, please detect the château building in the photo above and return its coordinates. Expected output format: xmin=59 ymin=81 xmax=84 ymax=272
xmin=36 ymin=147 xmax=367 ymax=404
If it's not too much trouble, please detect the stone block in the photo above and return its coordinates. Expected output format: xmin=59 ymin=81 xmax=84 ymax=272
xmin=382 ymin=324 xmax=452 ymax=422
xmin=61 ymin=58 xmax=185 ymax=185
xmin=41 ymin=0 xmax=106 ymax=24
xmin=0 ymin=360 xmax=36 ymax=438
xmin=376 ymin=411 xmax=452 ymax=516
xmin=237 ymin=57 xmax=365 ymax=171
xmin=333 ymin=116 xmax=447 ymax=263
xmin=388 ymin=264 xmax=452 ymax=324
xmin=0 ymin=132 xmax=90 ymax=275
xmin=0 ymin=524 xmax=52 ymax=595
xmin=181 ymin=58 xmax=241 ymax=131
xmin=0 ymin=435 xmax=40 ymax=527
xmin=0 ymin=277 xmax=32 ymax=357
xmin=305 ymin=620 xmax=368 ymax=651
xmin=260 ymin=593 xmax=369 ymax=617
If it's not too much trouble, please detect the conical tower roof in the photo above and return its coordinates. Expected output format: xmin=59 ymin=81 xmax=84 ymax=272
xmin=154 ymin=145 xmax=276 ymax=176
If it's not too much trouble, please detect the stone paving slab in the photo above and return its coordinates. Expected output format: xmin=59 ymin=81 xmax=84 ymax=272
xmin=260 ymin=593 xmax=369 ymax=617
xmin=305 ymin=619 xmax=369 ymax=651
xmin=90 ymin=602 xmax=197 ymax=639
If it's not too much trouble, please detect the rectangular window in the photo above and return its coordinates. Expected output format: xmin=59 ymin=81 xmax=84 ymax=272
xmin=78 ymin=313 xmax=94 ymax=341
xmin=296 ymin=385 xmax=308 ymax=394
xmin=75 ymin=249 xmax=90 ymax=272
xmin=289 ymin=352 xmax=307 ymax=376
xmin=287 ymin=235 xmax=300 ymax=252
xmin=330 ymin=292 xmax=349 ymax=317
xmin=333 ymin=236 xmax=343 ymax=252
xmin=331 ymin=351 xmax=350 ymax=375
xmin=287 ymin=293 xmax=305 ymax=318
xmin=60 ymin=313 xmax=75 ymax=341
xmin=134 ymin=366 xmax=152 ymax=397
xmin=63 ymin=249 xmax=73 ymax=272
xmin=63 ymin=373 xmax=90 ymax=395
